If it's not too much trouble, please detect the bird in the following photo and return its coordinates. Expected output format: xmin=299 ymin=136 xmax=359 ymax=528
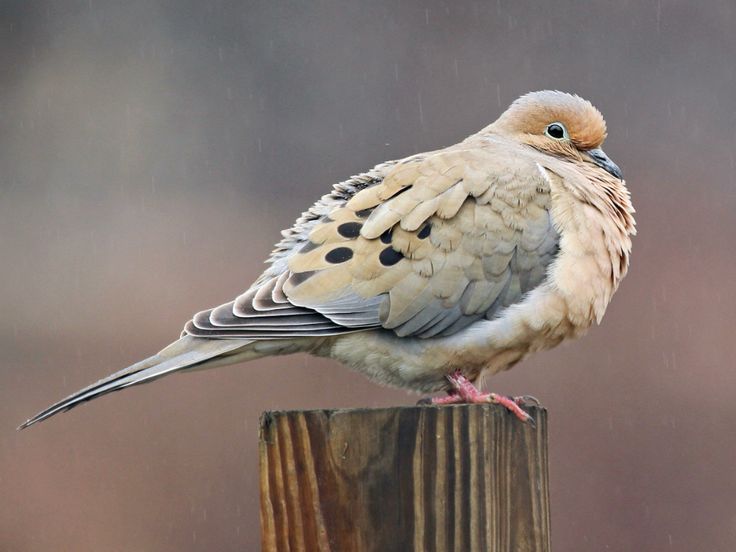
xmin=20 ymin=90 xmax=635 ymax=429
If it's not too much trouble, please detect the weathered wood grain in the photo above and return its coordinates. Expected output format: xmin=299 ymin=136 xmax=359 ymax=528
xmin=259 ymin=404 xmax=549 ymax=552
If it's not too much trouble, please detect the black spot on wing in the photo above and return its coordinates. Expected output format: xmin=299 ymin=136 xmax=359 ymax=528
xmin=325 ymin=247 xmax=354 ymax=264
xmin=379 ymin=246 xmax=404 ymax=266
xmin=337 ymin=222 xmax=362 ymax=238
xmin=417 ymin=223 xmax=431 ymax=239
xmin=355 ymin=208 xmax=373 ymax=218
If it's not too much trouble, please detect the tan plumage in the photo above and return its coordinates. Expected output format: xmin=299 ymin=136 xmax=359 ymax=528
xmin=21 ymin=90 xmax=635 ymax=428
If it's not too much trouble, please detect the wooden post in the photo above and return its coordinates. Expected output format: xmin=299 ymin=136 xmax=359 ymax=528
xmin=259 ymin=404 xmax=549 ymax=552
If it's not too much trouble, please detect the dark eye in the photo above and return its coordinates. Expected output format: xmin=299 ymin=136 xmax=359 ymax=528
xmin=544 ymin=122 xmax=568 ymax=140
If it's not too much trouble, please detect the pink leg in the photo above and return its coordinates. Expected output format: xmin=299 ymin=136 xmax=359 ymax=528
xmin=426 ymin=371 xmax=536 ymax=425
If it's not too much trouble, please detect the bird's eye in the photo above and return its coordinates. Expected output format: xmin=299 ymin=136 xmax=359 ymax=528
xmin=544 ymin=122 xmax=568 ymax=140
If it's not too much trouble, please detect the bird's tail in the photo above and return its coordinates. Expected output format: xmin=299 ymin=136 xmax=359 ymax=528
xmin=19 ymin=336 xmax=253 ymax=429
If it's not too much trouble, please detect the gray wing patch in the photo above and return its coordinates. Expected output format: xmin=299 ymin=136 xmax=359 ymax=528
xmin=484 ymin=209 xmax=560 ymax=320
xmin=388 ymin=208 xmax=559 ymax=338
xmin=291 ymin=293 xmax=385 ymax=327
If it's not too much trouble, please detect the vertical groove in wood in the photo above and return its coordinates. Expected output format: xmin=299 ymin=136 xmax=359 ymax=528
xmin=538 ymin=409 xmax=551 ymax=549
xmin=422 ymin=406 xmax=438 ymax=552
xmin=467 ymin=407 xmax=480 ymax=551
xmin=291 ymin=413 xmax=331 ymax=551
xmin=259 ymin=404 xmax=549 ymax=552
xmin=276 ymin=416 xmax=306 ymax=551
xmin=501 ymin=411 xmax=512 ymax=551
xmin=433 ymin=408 xmax=448 ymax=552
xmin=412 ymin=411 xmax=426 ymax=551
xmin=483 ymin=408 xmax=499 ymax=549
xmin=258 ymin=414 xmax=277 ymax=552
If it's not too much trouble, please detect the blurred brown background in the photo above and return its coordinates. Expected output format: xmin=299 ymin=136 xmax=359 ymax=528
xmin=2 ymin=1 xmax=735 ymax=550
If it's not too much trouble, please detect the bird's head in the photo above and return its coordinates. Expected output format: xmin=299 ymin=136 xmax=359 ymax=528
xmin=489 ymin=90 xmax=622 ymax=180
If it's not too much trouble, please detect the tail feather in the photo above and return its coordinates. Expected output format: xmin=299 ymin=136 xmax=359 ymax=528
xmin=19 ymin=336 xmax=252 ymax=429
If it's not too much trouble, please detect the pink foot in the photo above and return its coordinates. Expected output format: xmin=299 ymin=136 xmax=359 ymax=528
xmin=422 ymin=371 xmax=536 ymax=426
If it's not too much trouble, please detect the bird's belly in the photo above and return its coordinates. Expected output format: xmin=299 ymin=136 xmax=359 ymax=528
xmin=323 ymin=284 xmax=588 ymax=394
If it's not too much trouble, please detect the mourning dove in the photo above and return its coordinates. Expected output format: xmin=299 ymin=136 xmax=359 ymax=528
xmin=21 ymin=90 xmax=634 ymax=429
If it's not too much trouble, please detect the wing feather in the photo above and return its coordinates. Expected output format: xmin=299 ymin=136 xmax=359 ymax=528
xmin=183 ymin=142 xmax=560 ymax=340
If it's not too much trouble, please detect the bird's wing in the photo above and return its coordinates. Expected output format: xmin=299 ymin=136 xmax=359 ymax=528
xmin=184 ymin=143 xmax=560 ymax=340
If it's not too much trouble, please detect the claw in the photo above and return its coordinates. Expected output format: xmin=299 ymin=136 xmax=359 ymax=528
xmin=514 ymin=395 xmax=541 ymax=407
xmin=417 ymin=371 xmax=538 ymax=427
xmin=489 ymin=393 xmax=535 ymax=425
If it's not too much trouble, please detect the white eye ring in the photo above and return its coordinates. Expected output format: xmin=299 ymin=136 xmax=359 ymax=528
xmin=544 ymin=122 xmax=569 ymax=140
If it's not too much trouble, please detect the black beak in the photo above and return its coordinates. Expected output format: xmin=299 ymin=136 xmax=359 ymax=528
xmin=587 ymin=148 xmax=623 ymax=180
